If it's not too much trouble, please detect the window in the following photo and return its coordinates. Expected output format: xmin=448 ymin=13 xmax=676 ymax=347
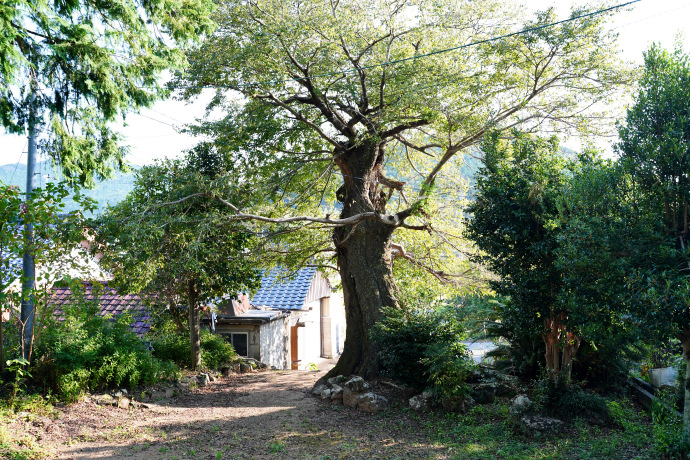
xmin=225 ymin=332 xmax=248 ymax=357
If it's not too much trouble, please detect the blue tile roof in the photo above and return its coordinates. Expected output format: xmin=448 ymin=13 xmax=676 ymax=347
xmin=251 ymin=267 xmax=318 ymax=310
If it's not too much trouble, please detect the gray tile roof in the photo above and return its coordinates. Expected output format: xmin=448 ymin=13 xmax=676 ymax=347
xmin=49 ymin=281 xmax=152 ymax=336
xmin=251 ymin=267 xmax=320 ymax=310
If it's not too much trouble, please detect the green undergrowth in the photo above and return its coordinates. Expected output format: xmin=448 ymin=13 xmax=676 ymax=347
xmin=0 ymin=395 xmax=56 ymax=460
xmin=410 ymin=397 xmax=655 ymax=459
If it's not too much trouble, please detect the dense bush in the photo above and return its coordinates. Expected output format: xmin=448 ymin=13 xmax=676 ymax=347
xmin=150 ymin=328 xmax=189 ymax=367
xmin=373 ymin=306 xmax=475 ymax=398
xmin=34 ymin=294 xmax=178 ymax=402
xmin=151 ymin=325 xmax=238 ymax=370
xmin=200 ymin=330 xmax=238 ymax=370
xmin=533 ymin=377 xmax=611 ymax=424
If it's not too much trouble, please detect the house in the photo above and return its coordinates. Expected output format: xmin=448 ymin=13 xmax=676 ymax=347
xmin=48 ymin=281 xmax=152 ymax=336
xmin=208 ymin=267 xmax=346 ymax=370
xmin=2 ymin=242 xmax=151 ymax=336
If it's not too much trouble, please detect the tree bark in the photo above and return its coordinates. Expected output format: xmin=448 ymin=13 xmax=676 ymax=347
xmin=326 ymin=138 xmax=400 ymax=379
xmin=188 ymin=280 xmax=202 ymax=370
xmin=543 ymin=311 xmax=580 ymax=381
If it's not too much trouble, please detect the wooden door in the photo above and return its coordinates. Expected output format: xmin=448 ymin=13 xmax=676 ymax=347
xmin=290 ymin=324 xmax=299 ymax=370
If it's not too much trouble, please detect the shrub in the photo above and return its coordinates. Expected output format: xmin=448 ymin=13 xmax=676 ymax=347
xmin=34 ymin=288 xmax=178 ymax=402
xmin=150 ymin=326 xmax=238 ymax=370
xmin=533 ymin=377 xmax=611 ymax=424
xmin=150 ymin=330 xmax=189 ymax=367
xmin=373 ymin=306 xmax=475 ymax=399
xmin=200 ymin=330 xmax=238 ymax=370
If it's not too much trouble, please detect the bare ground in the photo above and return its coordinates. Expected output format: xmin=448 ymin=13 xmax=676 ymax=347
xmin=30 ymin=366 xmax=446 ymax=460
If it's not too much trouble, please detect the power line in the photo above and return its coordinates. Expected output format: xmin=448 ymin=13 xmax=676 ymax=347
xmin=134 ymin=113 xmax=178 ymax=128
xmin=173 ymin=0 xmax=642 ymax=90
xmin=611 ymin=1 xmax=690 ymax=32
xmin=10 ymin=141 xmax=27 ymax=185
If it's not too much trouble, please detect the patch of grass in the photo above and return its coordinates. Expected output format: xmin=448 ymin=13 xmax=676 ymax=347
xmin=268 ymin=440 xmax=285 ymax=454
xmin=416 ymin=398 xmax=656 ymax=460
xmin=0 ymin=425 xmax=48 ymax=460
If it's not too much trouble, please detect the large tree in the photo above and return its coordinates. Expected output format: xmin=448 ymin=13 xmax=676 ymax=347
xmin=465 ymin=132 xmax=577 ymax=379
xmin=178 ymin=0 xmax=630 ymax=378
xmin=96 ymin=150 xmax=261 ymax=370
xmin=615 ymin=43 xmax=690 ymax=444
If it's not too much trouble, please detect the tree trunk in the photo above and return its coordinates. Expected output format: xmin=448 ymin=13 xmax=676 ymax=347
xmin=681 ymin=330 xmax=690 ymax=445
xmin=326 ymin=138 xmax=399 ymax=379
xmin=543 ymin=311 xmax=580 ymax=381
xmin=188 ymin=280 xmax=202 ymax=370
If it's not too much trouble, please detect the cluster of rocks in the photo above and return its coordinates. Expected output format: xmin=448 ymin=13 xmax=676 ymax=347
xmin=406 ymin=366 xmax=522 ymax=413
xmin=312 ymin=376 xmax=390 ymax=413
xmin=89 ymin=389 xmax=147 ymax=409
xmin=466 ymin=367 xmax=521 ymax=403
xmin=508 ymin=394 xmax=564 ymax=437
xmin=220 ymin=358 xmax=269 ymax=378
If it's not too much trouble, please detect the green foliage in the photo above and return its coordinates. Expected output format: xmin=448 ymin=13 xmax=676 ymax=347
xmin=33 ymin=285 xmax=178 ymax=402
xmin=151 ymin=327 xmax=238 ymax=370
xmin=465 ymin=132 xmax=570 ymax=377
xmin=200 ymin=330 xmax=238 ymax=371
xmin=533 ymin=377 xmax=611 ymax=424
xmin=150 ymin=330 xmax=190 ymax=368
xmin=478 ymin=298 xmax=544 ymax=379
xmin=5 ymin=358 xmax=30 ymax=405
xmin=0 ymin=0 xmax=214 ymax=187
xmin=651 ymin=389 xmax=689 ymax=459
xmin=0 ymin=180 xmax=97 ymax=362
xmin=422 ymin=341 xmax=475 ymax=400
xmin=373 ymin=306 xmax=474 ymax=398
xmin=96 ymin=149 xmax=261 ymax=369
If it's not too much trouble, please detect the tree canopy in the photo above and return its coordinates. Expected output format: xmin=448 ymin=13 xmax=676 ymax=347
xmin=177 ymin=0 xmax=632 ymax=378
xmin=96 ymin=151 xmax=261 ymax=369
xmin=0 ymin=0 xmax=214 ymax=186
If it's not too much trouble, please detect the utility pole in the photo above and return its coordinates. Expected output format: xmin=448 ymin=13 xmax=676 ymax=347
xmin=20 ymin=92 xmax=37 ymax=361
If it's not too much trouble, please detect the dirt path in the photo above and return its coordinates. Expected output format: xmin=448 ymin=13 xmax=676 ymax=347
xmin=46 ymin=368 xmax=443 ymax=460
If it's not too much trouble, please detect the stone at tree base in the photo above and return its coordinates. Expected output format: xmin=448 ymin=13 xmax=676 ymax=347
xmin=330 ymin=385 xmax=343 ymax=401
xmin=517 ymin=416 xmax=564 ymax=437
xmin=357 ymin=392 xmax=390 ymax=413
xmin=165 ymin=388 xmax=175 ymax=398
xmin=320 ymin=389 xmax=333 ymax=400
xmin=342 ymin=376 xmax=371 ymax=407
xmin=509 ymin=394 xmax=532 ymax=416
xmin=92 ymin=394 xmax=116 ymax=406
xmin=409 ymin=391 xmax=433 ymax=411
xmin=327 ymin=375 xmax=347 ymax=386
xmin=312 ymin=384 xmax=328 ymax=396
xmin=197 ymin=373 xmax=211 ymax=386
xmin=343 ymin=376 xmax=370 ymax=393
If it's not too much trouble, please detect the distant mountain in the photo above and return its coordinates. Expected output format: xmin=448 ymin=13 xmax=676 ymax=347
xmin=0 ymin=162 xmax=137 ymax=214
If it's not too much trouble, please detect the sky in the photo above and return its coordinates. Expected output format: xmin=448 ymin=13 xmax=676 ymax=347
xmin=1 ymin=0 xmax=689 ymax=168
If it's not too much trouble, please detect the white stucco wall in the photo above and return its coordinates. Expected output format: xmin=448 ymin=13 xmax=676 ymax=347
xmin=260 ymin=317 xmax=289 ymax=369
xmin=329 ymin=291 xmax=346 ymax=357
xmin=295 ymin=301 xmax=321 ymax=370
